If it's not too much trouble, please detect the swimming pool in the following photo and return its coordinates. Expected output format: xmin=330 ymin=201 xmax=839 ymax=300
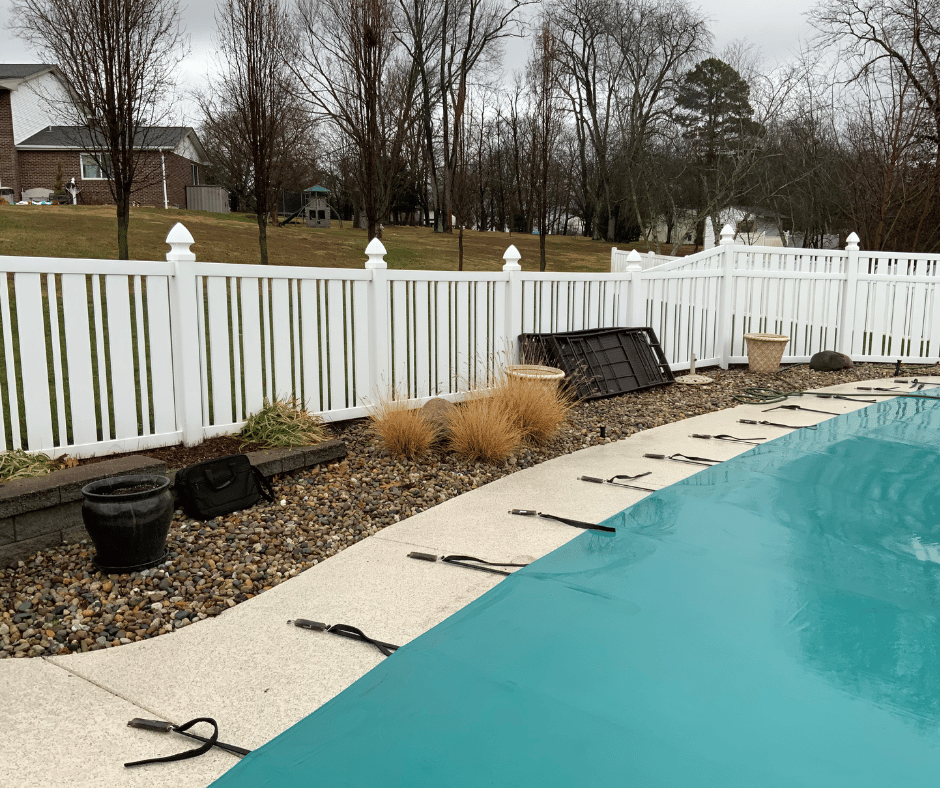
xmin=213 ymin=394 xmax=940 ymax=786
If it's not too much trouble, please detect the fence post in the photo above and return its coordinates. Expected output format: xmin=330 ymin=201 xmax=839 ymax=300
xmin=717 ymin=223 xmax=735 ymax=369
xmin=166 ymin=223 xmax=203 ymax=446
xmin=625 ymin=249 xmax=644 ymax=325
xmin=610 ymin=246 xmax=618 ymax=272
xmin=365 ymin=238 xmax=391 ymax=401
xmin=503 ymin=245 xmax=522 ymax=364
xmin=839 ymin=232 xmax=860 ymax=357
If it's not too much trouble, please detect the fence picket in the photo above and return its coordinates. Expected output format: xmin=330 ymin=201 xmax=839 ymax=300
xmin=14 ymin=273 xmax=53 ymax=450
xmin=326 ymin=279 xmax=347 ymax=408
xmin=90 ymin=276 xmax=111 ymax=442
xmin=145 ymin=276 xmax=175 ymax=434
xmin=270 ymin=279 xmax=293 ymax=401
xmin=60 ymin=274 xmax=95 ymax=447
xmin=299 ymin=279 xmax=321 ymax=412
xmin=103 ymin=275 xmax=137 ymax=440
xmin=261 ymin=279 xmax=273 ymax=401
xmin=45 ymin=274 xmax=68 ymax=446
xmin=206 ymin=276 xmax=233 ymax=425
xmin=228 ymin=276 xmax=244 ymax=422
xmin=239 ymin=278 xmax=264 ymax=417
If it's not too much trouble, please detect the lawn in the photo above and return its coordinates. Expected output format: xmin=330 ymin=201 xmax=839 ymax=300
xmin=0 ymin=204 xmax=660 ymax=272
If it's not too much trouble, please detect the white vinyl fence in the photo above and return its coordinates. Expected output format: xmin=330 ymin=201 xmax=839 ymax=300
xmin=611 ymin=247 xmax=677 ymax=271
xmin=1 ymin=223 xmax=939 ymax=458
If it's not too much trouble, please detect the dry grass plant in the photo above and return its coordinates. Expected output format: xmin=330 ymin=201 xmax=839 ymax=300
xmin=492 ymin=372 xmax=574 ymax=445
xmin=368 ymin=395 xmax=439 ymax=459
xmin=447 ymin=394 xmax=522 ymax=464
xmin=0 ymin=449 xmax=59 ymax=482
xmin=240 ymin=396 xmax=327 ymax=448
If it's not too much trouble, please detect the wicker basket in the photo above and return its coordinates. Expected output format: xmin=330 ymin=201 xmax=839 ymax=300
xmin=743 ymin=333 xmax=790 ymax=373
xmin=506 ymin=364 xmax=565 ymax=386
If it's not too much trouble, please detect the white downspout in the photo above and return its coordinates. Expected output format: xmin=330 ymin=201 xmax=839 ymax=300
xmin=161 ymin=152 xmax=168 ymax=209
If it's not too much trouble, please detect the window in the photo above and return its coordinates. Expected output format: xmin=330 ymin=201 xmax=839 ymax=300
xmin=191 ymin=163 xmax=199 ymax=185
xmin=80 ymin=153 xmax=110 ymax=180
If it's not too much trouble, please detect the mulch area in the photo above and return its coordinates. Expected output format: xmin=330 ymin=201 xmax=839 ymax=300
xmin=75 ymin=435 xmax=270 ymax=470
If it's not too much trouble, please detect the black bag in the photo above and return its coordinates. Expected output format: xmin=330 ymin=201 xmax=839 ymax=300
xmin=174 ymin=454 xmax=275 ymax=520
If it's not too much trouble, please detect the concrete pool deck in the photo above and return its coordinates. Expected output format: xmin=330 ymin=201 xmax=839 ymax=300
xmin=2 ymin=374 xmax=929 ymax=787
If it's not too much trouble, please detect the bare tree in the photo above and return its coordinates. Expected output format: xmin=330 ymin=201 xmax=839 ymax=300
xmin=11 ymin=0 xmax=186 ymax=259
xmin=202 ymin=0 xmax=300 ymax=264
xmin=200 ymin=0 xmax=308 ymax=265
xmin=292 ymin=0 xmax=419 ymax=240
xmin=549 ymin=0 xmax=624 ymax=241
xmin=809 ymin=0 xmax=940 ymax=251
xmin=527 ymin=23 xmax=564 ymax=271
xmin=398 ymin=0 xmax=530 ymax=234
xmin=612 ymin=0 xmax=709 ymax=242
xmin=809 ymin=0 xmax=940 ymax=165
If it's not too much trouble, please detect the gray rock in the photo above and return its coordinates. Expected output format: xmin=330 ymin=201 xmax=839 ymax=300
xmin=810 ymin=351 xmax=853 ymax=371
xmin=420 ymin=398 xmax=458 ymax=440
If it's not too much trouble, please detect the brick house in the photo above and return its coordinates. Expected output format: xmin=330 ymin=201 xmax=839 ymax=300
xmin=1 ymin=64 xmax=207 ymax=207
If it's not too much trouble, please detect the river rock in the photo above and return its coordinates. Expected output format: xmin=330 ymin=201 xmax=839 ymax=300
xmin=810 ymin=351 xmax=853 ymax=371
xmin=420 ymin=398 xmax=458 ymax=440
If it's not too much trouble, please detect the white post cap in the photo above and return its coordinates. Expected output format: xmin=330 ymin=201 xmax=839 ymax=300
xmin=845 ymin=232 xmax=860 ymax=252
xmin=719 ymin=224 xmax=735 ymax=245
xmin=502 ymin=244 xmax=521 ymax=271
xmin=365 ymin=237 xmax=388 ymax=269
xmin=166 ymin=222 xmax=195 ymax=262
xmin=625 ymin=249 xmax=643 ymax=272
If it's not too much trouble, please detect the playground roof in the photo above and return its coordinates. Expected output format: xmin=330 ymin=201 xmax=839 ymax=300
xmin=303 ymin=185 xmax=329 ymax=193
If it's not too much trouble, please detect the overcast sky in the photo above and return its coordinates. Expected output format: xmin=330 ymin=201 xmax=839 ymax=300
xmin=0 ymin=0 xmax=818 ymax=124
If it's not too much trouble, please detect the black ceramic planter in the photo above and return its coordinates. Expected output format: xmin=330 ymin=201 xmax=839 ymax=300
xmin=81 ymin=474 xmax=174 ymax=573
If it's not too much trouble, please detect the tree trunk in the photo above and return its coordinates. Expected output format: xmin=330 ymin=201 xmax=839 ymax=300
xmin=257 ymin=213 xmax=269 ymax=265
xmin=458 ymin=225 xmax=464 ymax=271
xmin=539 ymin=226 xmax=546 ymax=272
xmin=116 ymin=194 xmax=130 ymax=261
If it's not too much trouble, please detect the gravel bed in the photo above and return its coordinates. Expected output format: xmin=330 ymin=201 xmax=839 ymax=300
xmin=0 ymin=363 xmax=911 ymax=658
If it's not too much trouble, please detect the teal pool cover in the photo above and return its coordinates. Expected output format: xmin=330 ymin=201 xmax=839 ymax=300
xmin=213 ymin=396 xmax=940 ymax=786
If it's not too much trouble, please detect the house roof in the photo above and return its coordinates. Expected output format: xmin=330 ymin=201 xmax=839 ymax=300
xmin=0 ymin=64 xmax=54 ymax=79
xmin=0 ymin=64 xmax=56 ymax=90
xmin=16 ymin=125 xmax=206 ymax=160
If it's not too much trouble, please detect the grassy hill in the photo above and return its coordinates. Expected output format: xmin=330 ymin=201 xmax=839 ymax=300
xmin=0 ymin=204 xmax=677 ymax=272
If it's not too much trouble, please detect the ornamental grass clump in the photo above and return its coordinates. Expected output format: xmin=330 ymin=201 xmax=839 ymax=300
xmin=493 ymin=372 xmax=574 ymax=445
xmin=369 ymin=396 xmax=439 ymax=459
xmin=240 ymin=397 xmax=326 ymax=448
xmin=0 ymin=449 xmax=59 ymax=482
xmin=447 ymin=395 xmax=522 ymax=464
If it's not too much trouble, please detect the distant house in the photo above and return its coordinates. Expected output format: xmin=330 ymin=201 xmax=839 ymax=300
xmin=0 ymin=64 xmax=208 ymax=208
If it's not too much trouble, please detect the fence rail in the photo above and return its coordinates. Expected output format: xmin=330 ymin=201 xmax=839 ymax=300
xmin=1 ymin=223 xmax=939 ymax=458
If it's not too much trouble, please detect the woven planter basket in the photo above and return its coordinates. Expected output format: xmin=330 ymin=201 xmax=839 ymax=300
xmin=506 ymin=364 xmax=565 ymax=386
xmin=743 ymin=333 xmax=790 ymax=373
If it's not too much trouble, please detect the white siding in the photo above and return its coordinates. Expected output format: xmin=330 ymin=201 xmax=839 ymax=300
xmin=10 ymin=72 xmax=68 ymax=143
xmin=174 ymin=134 xmax=200 ymax=163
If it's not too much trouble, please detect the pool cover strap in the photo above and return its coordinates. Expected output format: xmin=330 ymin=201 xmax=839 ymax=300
xmin=125 ymin=717 xmax=221 ymax=767
xmin=691 ymin=433 xmax=765 ymax=445
xmin=738 ymin=419 xmax=817 ymax=430
xmin=290 ymin=619 xmax=400 ymax=657
xmin=815 ymin=394 xmax=877 ymax=403
xmin=408 ymin=552 xmax=529 ymax=576
xmin=510 ymin=509 xmax=616 ymax=533
xmin=578 ymin=474 xmax=657 ymax=492
xmin=764 ymin=404 xmax=840 ymax=415
xmin=643 ymin=453 xmax=721 ymax=466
